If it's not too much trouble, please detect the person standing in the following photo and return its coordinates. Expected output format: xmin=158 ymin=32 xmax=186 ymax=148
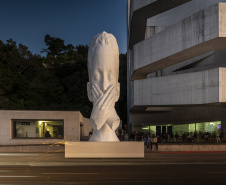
xmin=124 ymin=131 xmax=128 ymax=141
xmin=150 ymin=134 xmax=158 ymax=150
xmin=144 ymin=135 xmax=150 ymax=150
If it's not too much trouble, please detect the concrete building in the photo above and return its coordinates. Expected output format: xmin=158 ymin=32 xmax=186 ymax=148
xmin=0 ymin=110 xmax=91 ymax=146
xmin=127 ymin=0 xmax=226 ymax=139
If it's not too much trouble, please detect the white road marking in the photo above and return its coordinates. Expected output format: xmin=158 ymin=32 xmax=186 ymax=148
xmin=0 ymin=176 xmax=37 ymax=178
xmin=0 ymin=154 xmax=39 ymax=156
xmin=43 ymin=173 xmax=98 ymax=175
xmin=0 ymin=170 xmax=12 ymax=172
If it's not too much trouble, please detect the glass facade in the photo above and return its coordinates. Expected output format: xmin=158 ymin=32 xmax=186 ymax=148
xmin=133 ymin=121 xmax=222 ymax=142
xmin=12 ymin=120 xmax=64 ymax=139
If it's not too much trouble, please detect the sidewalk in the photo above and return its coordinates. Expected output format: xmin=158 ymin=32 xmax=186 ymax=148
xmin=144 ymin=150 xmax=226 ymax=164
xmin=1 ymin=143 xmax=226 ymax=153
xmin=0 ymin=151 xmax=226 ymax=167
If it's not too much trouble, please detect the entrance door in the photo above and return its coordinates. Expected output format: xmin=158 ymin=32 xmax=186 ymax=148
xmin=162 ymin=126 xmax=166 ymax=134
xmin=167 ymin=126 xmax=172 ymax=134
xmin=156 ymin=126 xmax=161 ymax=136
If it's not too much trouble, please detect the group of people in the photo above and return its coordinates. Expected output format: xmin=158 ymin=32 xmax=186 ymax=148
xmin=117 ymin=127 xmax=129 ymax=141
xmin=129 ymin=131 xmax=141 ymax=141
xmin=174 ymin=131 xmax=226 ymax=143
xmin=144 ymin=134 xmax=158 ymax=150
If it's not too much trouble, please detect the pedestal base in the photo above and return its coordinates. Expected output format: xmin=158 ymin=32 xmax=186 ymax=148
xmin=65 ymin=141 xmax=144 ymax=158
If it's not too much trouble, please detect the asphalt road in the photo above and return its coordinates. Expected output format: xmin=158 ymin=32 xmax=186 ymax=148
xmin=0 ymin=152 xmax=225 ymax=184
xmin=0 ymin=164 xmax=226 ymax=185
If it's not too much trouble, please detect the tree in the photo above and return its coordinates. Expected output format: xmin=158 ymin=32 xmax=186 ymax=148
xmin=42 ymin=34 xmax=66 ymax=57
xmin=0 ymin=39 xmax=32 ymax=73
xmin=75 ymin=45 xmax=88 ymax=61
xmin=0 ymin=35 xmax=127 ymax=125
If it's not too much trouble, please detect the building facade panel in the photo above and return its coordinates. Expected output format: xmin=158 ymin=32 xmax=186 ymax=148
xmin=132 ymin=3 xmax=224 ymax=80
xmin=128 ymin=0 xmax=226 ymax=138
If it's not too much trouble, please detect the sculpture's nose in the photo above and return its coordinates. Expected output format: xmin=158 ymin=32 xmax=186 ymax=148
xmin=102 ymin=78 xmax=108 ymax=92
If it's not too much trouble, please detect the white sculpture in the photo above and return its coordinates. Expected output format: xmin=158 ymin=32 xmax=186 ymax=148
xmin=87 ymin=31 xmax=120 ymax=142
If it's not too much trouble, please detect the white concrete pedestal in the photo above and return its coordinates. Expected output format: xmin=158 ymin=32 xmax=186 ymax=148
xmin=65 ymin=141 xmax=144 ymax=158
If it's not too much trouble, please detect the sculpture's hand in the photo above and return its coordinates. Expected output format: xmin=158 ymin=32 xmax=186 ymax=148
xmin=91 ymin=84 xmax=102 ymax=103
xmin=90 ymin=84 xmax=116 ymax=130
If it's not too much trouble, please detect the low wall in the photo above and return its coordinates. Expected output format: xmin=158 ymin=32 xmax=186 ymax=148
xmin=0 ymin=145 xmax=64 ymax=153
xmin=150 ymin=144 xmax=226 ymax=151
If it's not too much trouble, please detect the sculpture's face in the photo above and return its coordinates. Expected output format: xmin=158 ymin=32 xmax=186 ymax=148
xmin=90 ymin=54 xmax=118 ymax=92
xmin=87 ymin=54 xmax=120 ymax=103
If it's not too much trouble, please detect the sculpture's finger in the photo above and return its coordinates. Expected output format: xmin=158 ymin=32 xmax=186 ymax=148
xmin=92 ymin=85 xmax=100 ymax=98
xmin=91 ymin=89 xmax=97 ymax=102
xmin=99 ymin=85 xmax=115 ymax=105
xmin=93 ymin=92 xmax=103 ymax=107
xmin=104 ymin=89 xmax=115 ymax=106
xmin=107 ymin=95 xmax=115 ymax=112
xmin=93 ymin=84 xmax=102 ymax=96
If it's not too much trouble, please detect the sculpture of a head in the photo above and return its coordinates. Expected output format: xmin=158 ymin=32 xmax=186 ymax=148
xmin=87 ymin=31 xmax=120 ymax=103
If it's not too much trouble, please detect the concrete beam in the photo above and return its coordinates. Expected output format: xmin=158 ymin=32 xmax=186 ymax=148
xmin=128 ymin=0 xmax=191 ymax=49
xmin=129 ymin=106 xmax=226 ymax=125
xmin=147 ymin=0 xmax=226 ymax=27
xmin=132 ymin=3 xmax=226 ymax=80
xmin=132 ymin=68 xmax=226 ymax=107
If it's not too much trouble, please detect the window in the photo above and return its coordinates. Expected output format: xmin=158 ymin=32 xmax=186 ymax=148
xmin=12 ymin=120 xmax=64 ymax=139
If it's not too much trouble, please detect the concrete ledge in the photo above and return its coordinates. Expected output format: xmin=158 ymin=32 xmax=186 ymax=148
xmin=0 ymin=145 xmax=64 ymax=153
xmin=152 ymin=144 xmax=226 ymax=152
xmin=65 ymin=141 xmax=144 ymax=158
xmin=133 ymin=68 xmax=223 ymax=106
xmin=129 ymin=0 xmax=191 ymax=48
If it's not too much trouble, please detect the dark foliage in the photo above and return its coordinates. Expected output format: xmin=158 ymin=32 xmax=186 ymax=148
xmin=0 ymin=35 xmax=127 ymax=125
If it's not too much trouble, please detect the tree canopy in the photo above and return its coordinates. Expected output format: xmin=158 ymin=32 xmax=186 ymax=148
xmin=0 ymin=34 xmax=127 ymax=125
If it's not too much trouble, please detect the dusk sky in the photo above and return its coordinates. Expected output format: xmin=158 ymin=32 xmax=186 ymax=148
xmin=0 ymin=0 xmax=127 ymax=55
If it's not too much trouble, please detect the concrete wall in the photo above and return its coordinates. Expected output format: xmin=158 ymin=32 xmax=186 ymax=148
xmin=130 ymin=0 xmax=157 ymax=12
xmin=128 ymin=0 xmax=191 ymax=48
xmin=127 ymin=1 xmax=226 ymax=137
xmin=132 ymin=68 xmax=226 ymax=107
xmin=132 ymin=3 xmax=226 ymax=80
xmin=147 ymin=0 xmax=226 ymax=27
xmin=0 ymin=110 xmax=90 ymax=145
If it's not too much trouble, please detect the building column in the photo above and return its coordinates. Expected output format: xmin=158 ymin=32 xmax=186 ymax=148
xmin=221 ymin=120 xmax=226 ymax=134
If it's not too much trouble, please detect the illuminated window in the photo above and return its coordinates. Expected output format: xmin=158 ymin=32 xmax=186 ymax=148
xmin=12 ymin=120 xmax=64 ymax=139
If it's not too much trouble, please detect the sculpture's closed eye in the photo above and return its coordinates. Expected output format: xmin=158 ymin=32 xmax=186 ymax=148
xmin=94 ymin=71 xmax=100 ymax=81
xmin=108 ymin=72 xmax=113 ymax=81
